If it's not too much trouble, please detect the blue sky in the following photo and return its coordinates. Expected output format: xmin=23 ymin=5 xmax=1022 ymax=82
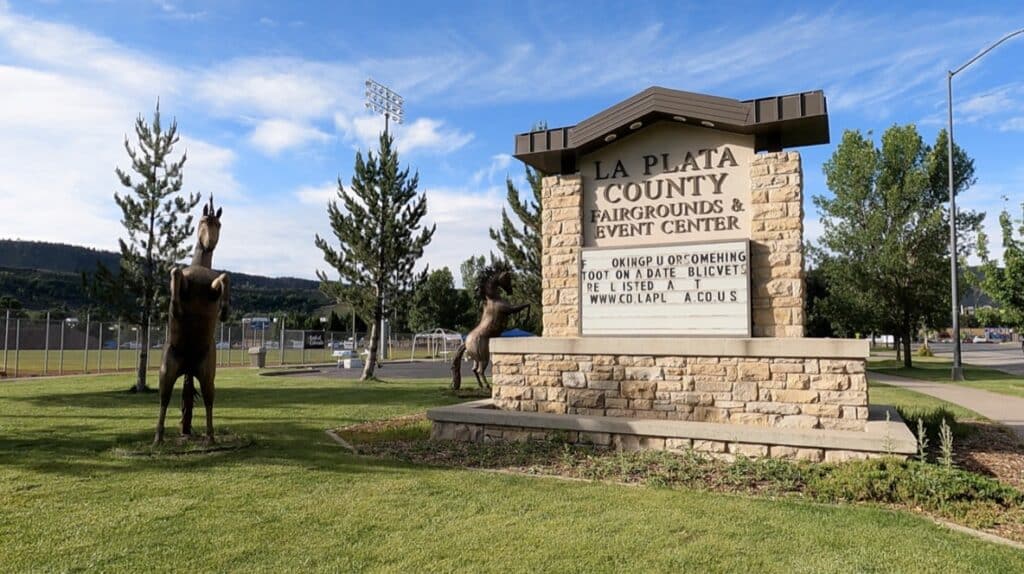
xmin=0 ymin=0 xmax=1021 ymax=285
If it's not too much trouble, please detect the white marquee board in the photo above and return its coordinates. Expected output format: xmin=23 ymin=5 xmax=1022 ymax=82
xmin=580 ymin=240 xmax=750 ymax=336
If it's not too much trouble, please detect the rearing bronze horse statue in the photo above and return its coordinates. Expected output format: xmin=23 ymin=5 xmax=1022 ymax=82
xmin=451 ymin=264 xmax=530 ymax=390
xmin=154 ymin=197 xmax=230 ymax=445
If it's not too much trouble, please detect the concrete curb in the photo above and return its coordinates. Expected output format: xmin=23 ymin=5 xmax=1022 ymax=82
xmin=428 ymin=400 xmax=917 ymax=455
xmin=324 ymin=429 xmax=356 ymax=453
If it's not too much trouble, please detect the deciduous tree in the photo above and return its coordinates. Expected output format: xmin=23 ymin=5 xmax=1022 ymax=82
xmin=814 ymin=125 xmax=980 ymax=368
xmin=978 ymin=203 xmax=1024 ymax=330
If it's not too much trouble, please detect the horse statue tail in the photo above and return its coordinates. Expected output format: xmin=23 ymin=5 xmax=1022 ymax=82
xmin=450 ymin=343 xmax=467 ymax=390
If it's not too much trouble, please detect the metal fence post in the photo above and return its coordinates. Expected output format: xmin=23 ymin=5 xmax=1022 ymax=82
xmin=280 ymin=320 xmax=286 ymax=366
xmin=97 ymin=322 xmax=103 ymax=372
xmin=83 ymin=313 xmax=91 ymax=374
xmin=14 ymin=318 xmax=20 ymax=378
xmin=116 ymin=323 xmax=121 ymax=371
xmin=227 ymin=326 xmax=233 ymax=367
xmin=44 ymin=311 xmax=50 ymax=376
xmin=59 ymin=319 xmax=65 ymax=375
xmin=3 ymin=309 xmax=9 ymax=374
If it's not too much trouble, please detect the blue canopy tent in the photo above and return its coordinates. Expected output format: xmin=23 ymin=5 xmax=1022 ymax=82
xmin=500 ymin=328 xmax=535 ymax=338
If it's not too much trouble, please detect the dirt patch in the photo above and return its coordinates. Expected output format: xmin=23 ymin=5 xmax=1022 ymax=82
xmin=959 ymin=422 xmax=1024 ymax=491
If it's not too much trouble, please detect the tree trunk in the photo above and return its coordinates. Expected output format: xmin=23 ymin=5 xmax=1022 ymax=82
xmin=902 ymin=330 xmax=913 ymax=369
xmin=133 ymin=315 xmax=151 ymax=392
xmin=895 ymin=334 xmax=902 ymax=363
xmin=361 ymin=307 xmax=381 ymax=381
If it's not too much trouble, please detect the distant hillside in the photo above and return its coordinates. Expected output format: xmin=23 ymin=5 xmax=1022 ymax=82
xmin=0 ymin=239 xmax=329 ymax=314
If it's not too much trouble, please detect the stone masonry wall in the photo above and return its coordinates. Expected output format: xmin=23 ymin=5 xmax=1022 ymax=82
xmin=431 ymin=421 xmax=892 ymax=463
xmin=750 ymin=152 xmax=804 ymax=337
xmin=539 ymin=153 xmax=805 ymax=338
xmin=541 ymin=174 xmax=583 ymax=337
xmin=492 ymin=352 xmax=867 ymax=431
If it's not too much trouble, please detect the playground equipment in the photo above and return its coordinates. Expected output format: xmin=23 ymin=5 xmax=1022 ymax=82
xmin=409 ymin=328 xmax=463 ymax=361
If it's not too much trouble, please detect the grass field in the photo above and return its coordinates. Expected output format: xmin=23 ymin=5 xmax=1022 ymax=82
xmin=868 ymin=357 xmax=1024 ymax=399
xmin=2 ymin=372 xmax=1023 ymax=571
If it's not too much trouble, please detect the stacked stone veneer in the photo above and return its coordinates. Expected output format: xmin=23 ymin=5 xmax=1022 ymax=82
xmin=540 ymin=151 xmax=805 ymax=338
xmin=430 ymin=421 xmax=889 ymax=463
xmin=750 ymin=152 xmax=804 ymax=337
xmin=540 ymin=174 xmax=583 ymax=337
xmin=492 ymin=353 xmax=868 ymax=431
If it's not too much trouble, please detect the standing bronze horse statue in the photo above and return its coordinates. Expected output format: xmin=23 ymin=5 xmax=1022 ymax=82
xmin=451 ymin=264 xmax=530 ymax=390
xmin=154 ymin=197 xmax=230 ymax=445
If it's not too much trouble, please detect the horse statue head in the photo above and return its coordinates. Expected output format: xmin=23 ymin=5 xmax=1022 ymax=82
xmin=191 ymin=196 xmax=223 ymax=269
xmin=476 ymin=261 xmax=514 ymax=301
xmin=197 ymin=196 xmax=223 ymax=255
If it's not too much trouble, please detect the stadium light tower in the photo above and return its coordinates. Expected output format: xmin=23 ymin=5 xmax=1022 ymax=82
xmin=946 ymin=27 xmax=1024 ymax=381
xmin=365 ymin=78 xmax=404 ymax=134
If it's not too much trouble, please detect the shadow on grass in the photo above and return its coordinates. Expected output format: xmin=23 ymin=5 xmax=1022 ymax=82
xmin=0 ymin=418 xmax=431 ymax=479
xmin=13 ymin=382 xmax=470 ymax=412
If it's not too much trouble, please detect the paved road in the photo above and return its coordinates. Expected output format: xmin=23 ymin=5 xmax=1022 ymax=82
xmin=872 ymin=372 xmax=1024 ymax=438
xmin=925 ymin=342 xmax=1024 ymax=376
xmin=287 ymin=359 xmax=487 ymax=381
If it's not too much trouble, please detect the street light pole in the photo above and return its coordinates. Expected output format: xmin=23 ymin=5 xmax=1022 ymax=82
xmin=946 ymin=27 xmax=1024 ymax=381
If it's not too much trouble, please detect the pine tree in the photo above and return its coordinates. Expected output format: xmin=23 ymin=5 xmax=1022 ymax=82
xmin=94 ymin=103 xmax=200 ymax=392
xmin=315 ymin=131 xmax=435 ymax=380
xmin=489 ymin=166 xmax=543 ymax=334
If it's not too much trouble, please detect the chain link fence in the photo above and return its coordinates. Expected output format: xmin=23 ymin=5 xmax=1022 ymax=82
xmin=0 ymin=310 xmax=432 ymax=378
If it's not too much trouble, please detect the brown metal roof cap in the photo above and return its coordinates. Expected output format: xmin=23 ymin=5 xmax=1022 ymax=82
xmin=513 ymin=86 xmax=829 ymax=174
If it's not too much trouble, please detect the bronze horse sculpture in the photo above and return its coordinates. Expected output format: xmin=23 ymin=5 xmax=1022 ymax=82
xmin=154 ymin=197 xmax=230 ymax=445
xmin=450 ymin=264 xmax=530 ymax=390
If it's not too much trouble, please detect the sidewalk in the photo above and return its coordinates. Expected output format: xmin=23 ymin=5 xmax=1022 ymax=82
xmin=871 ymin=372 xmax=1024 ymax=438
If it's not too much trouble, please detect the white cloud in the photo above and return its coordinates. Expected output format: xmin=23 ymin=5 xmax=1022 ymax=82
xmin=248 ymin=118 xmax=332 ymax=155
xmin=0 ymin=5 xmax=238 ymax=255
xmin=334 ymin=113 xmax=473 ymax=156
xmin=471 ymin=154 xmax=513 ymax=185
xmin=420 ymin=186 xmax=505 ymax=287
xmin=154 ymin=1 xmax=207 ymax=21
xmin=294 ymin=181 xmax=339 ymax=206
xmin=999 ymin=117 xmax=1024 ymax=132
xmin=195 ymin=57 xmax=361 ymax=121
xmin=181 ymin=137 xmax=242 ymax=199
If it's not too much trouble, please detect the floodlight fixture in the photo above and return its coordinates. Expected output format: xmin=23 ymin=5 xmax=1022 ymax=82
xmin=364 ymin=78 xmax=404 ymax=131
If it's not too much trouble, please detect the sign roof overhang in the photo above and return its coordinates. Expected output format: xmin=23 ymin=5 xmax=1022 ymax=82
xmin=513 ymin=86 xmax=830 ymax=174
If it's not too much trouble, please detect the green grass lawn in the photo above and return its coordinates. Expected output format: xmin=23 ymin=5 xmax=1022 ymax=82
xmin=2 ymin=372 xmax=1023 ymax=571
xmin=868 ymin=358 xmax=1024 ymax=399
xmin=869 ymin=381 xmax=983 ymax=420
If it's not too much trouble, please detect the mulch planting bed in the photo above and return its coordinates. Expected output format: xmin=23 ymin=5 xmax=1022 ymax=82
xmin=336 ymin=415 xmax=1024 ymax=545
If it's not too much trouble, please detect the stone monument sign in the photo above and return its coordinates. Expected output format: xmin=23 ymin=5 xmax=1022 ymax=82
xmin=428 ymin=87 xmax=915 ymax=461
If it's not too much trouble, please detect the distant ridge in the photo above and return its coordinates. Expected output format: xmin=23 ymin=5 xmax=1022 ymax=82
xmin=0 ymin=239 xmax=328 ymax=313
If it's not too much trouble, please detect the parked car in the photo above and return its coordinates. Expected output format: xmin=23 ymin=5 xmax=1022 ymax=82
xmin=971 ymin=336 xmax=990 ymax=344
